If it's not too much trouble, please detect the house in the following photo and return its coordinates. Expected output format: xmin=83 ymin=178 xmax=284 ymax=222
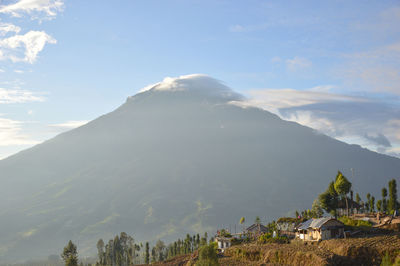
xmin=245 ymin=223 xmax=268 ymax=238
xmin=215 ymin=236 xmax=231 ymax=252
xmin=296 ymin=217 xmax=344 ymax=241
xmin=276 ymin=217 xmax=301 ymax=238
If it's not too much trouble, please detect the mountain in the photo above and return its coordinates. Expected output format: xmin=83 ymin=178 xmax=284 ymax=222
xmin=0 ymin=74 xmax=399 ymax=262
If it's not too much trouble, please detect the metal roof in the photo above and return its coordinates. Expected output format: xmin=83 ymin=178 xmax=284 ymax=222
xmin=297 ymin=219 xmax=313 ymax=230
xmin=246 ymin=223 xmax=268 ymax=232
xmin=297 ymin=217 xmax=341 ymax=230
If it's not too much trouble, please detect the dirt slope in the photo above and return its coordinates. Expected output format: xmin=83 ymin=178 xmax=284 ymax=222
xmin=154 ymin=234 xmax=400 ymax=266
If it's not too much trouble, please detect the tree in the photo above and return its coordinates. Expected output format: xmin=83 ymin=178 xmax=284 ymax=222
xmin=196 ymin=234 xmax=200 ymax=250
xmin=319 ymin=181 xmax=339 ymax=217
xmin=145 ymin=242 xmax=150 ymax=264
xmin=151 ymin=247 xmax=156 ymax=263
xmin=377 ymin=200 xmax=382 ymax=212
xmin=370 ymin=196 xmax=375 ymax=213
xmin=312 ymin=198 xmax=323 ymax=218
xmin=254 ymin=216 xmax=261 ymax=224
xmin=295 ymin=210 xmax=299 ymax=219
xmin=334 ymin=171 xmax=352 ymax=216
xmin=355 ymin=193 xmax=361 ymax=205
xmin=197 ymin=242 xmax=219 ymax=266
xmin=366 ymin=193 xmax=371 ymax=212
xmin=382 ymin=187 xmax=388 ymax=213
xmin=388 ymin=179 xmax=398 ymax=214
xmin=61 ymin=240 xmax=78 ymax=266
xmin=382 ymin=187 xmax=388 ymax=198
xmin=96 ymin=239 xmax=104 ymax=265
xmin=155 ymin=240 xmax=165 ymax=262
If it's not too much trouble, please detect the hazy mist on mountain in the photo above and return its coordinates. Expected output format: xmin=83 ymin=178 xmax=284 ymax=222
xmin=0 ymin=74 xmax=399 ymax=262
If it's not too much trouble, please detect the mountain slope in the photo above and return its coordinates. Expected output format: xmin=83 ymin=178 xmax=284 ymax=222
xmin=0 ymin=74 xmax=399 ymax=262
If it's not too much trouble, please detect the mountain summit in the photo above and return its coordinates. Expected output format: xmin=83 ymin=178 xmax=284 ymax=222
xmin=0 ymin=75 xmax=399 ymax=262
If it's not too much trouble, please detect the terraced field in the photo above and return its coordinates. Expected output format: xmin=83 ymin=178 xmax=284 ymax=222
xmin=151 ymin=234 xmax=400 ymax=266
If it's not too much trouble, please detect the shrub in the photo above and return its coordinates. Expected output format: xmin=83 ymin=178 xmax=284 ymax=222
xmin=258 ymin=233 xmax=289 ymax=244
xmin=338 ymin=217 xmax=372 ymax=229
xmin=380 ymin=251 xmax=392 ymax=266
xmin=196 ymin=242 xmax=219 ymax=266
xmin=218 ymin=229 xmax=232 ymax=238
xmin=230 ymin=238 xmax=243 ymax=246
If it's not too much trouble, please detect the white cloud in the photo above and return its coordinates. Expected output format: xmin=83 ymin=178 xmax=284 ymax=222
xmin=0 ymin=116 xmax=40 ymax=146
xmin=139 ymin=74 xmax=210 ymax=92
xmin=137 ymin=74 xmax=242 ymax=101
xmin=0 ymin=87 xmax=44 ymax=103
xmin=0 ymin=23 xmax=21 ymax=36
xmin=284 ymin=110 xmax=339 ymax=136
xmin=271 ymin=56 xmax=281 ymax=63
xmin=0 ymin=0 xmax=64 ymax=20
xmin=14 ymin=69 xmax=24 ymax=73
xmin=286 ymin=56 xmax=312 ymax=71
xmin=0 ymin=30 xmax=56 ymax=63
xmin=50 ymin=120 xmax=88 ymax=129
xmin=236 ymin=87 xmax=400 ymax=158
xmin=235 ymin=88 xmax=365 ymax=114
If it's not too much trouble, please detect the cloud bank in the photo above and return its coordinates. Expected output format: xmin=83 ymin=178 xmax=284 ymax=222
xmin=0 ymin=0 xmax=64 ymax=20
xmin=0 ymin=30 xmax=56 ymax=63
xmin=50 ymin=120 xmax=89 ymax=129
xmin=0 ymin=87 xmax=44 ymax=103
xmin=0 ymin=116 xmax=39 ymax=146
xmin=137 ymin=74 xmax=243 ymax=101
xmin=239 ymin=87 xmax=400 ymax=158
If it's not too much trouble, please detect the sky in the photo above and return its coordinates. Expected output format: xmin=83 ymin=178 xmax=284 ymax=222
xmin=0 ymin=0 xmax=399 ymax=159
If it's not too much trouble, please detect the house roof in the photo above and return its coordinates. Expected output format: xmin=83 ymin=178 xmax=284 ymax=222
xmin=297 ymin=217 xmax=343 ymax=230
xmin=215 ymin=236 xmax=232 ymax=242
xmin=246 ymin=223 xmax=268 ymax=232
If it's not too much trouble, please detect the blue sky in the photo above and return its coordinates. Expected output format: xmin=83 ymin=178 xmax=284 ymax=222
xmin=0 ymin=0 xmax=399 ymax=159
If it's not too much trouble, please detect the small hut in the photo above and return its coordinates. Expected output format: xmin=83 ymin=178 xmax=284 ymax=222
xmin=245 ymin=223 xmax=268 ymax=238
xmin=296 ymin=217 xmax=344 ymax=241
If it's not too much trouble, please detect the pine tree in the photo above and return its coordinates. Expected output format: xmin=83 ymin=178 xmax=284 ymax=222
xmin=334 ymin=171 xmax=352 ymax=216
xmin=196 ymin=234 xmax=200 ymax=249
xmin=145 ymin=242 xmax=150 ymax=264
xmin=319 ymin=181 xmax=339 ymax=217
xmin=370 ymin=196 xmax=375 ymax=213
xmin=96 ymin=239 xmax=104 ymax=265
xmin=151 ymin=247 xmax=156 ymax=263
xmin=312 ymin=198 xmax=323 ymax=218
xmin=355 ymin=193 xmax=361 ymax=205
xmin=155 ymin=240 xmax=165 ymax=262
xmin=377 ymin=200 xmax=382 ymax=212
xmin=388 ymin=179 xmax=398 ymax=213
xmin=61 ymin=240 xmax=78 ymax=266
xmin=366 ymin=193 xmax=371 ymax=212
xmin=382 ymin=187 xmax=388 ymax=213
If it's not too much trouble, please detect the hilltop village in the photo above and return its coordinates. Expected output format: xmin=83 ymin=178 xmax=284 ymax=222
xmin=44 ymin=172 xmax=400 ymax=266
xmin=9 ymin=172 xmax=398 ymax=266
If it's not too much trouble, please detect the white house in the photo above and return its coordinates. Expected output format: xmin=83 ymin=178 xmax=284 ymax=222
xmin=215 ymin=236 xmax=231 ymax=251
